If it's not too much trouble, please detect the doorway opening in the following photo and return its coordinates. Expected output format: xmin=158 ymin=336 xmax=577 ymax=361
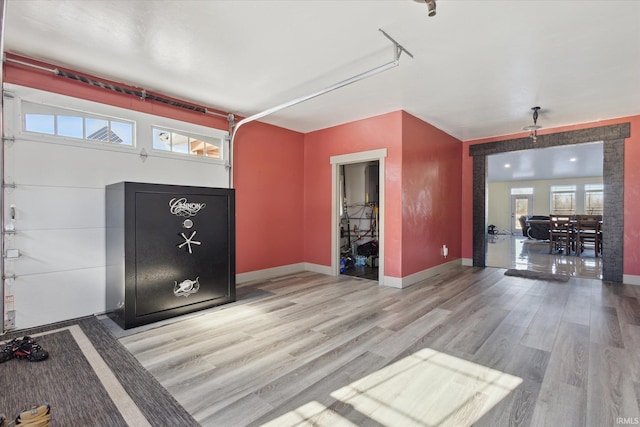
xmin=511 ymin=193 xmax=533 ymax=235
xmin=330 ymin=149 xmax=386 ymax=285
xmin=470 ymin=123 xmax=627 ymax=282
xmin=339 ymin=161 xmax=379 ymax=281
xmin=485 ymin=143 xmax=604 ymax=280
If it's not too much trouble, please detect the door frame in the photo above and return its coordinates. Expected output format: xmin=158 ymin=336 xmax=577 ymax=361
xmin=331 ymin=149 xmax=386 ymax=286
xmin=469 ymin=123 xmax=628 ymax=282
xmin=511 ymin=194 xmax=533 ymax=234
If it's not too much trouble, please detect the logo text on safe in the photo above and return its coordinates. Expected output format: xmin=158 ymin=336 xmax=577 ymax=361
xmin=169 ymin=197 xmax=206 ymax=217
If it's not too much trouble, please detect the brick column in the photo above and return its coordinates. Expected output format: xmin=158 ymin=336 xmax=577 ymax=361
xmin=602 ymin=139 xmax=624 ymax=282
xmin=473 ymin=155 xmax=486 ymax=267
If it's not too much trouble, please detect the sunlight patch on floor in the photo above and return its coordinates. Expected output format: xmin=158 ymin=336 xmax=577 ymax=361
xmin=262 ymin=348 xmax=523 ymax=427
xmin=260 ymin=400 xmax=360 ymax=427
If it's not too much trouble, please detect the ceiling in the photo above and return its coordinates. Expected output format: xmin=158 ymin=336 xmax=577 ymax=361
xmin=4 ymin=1 xmax=640 ymax=143
xmin=487 ymin=142 xmax=603 ymax=183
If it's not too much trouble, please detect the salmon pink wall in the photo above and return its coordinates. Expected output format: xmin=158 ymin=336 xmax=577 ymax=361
xmin=303 ymin=111 xmax=463 ymax=279
xmin=401 ymin=112 xmax=462 ymax=277
xmin=620 ymin=115 xmax=640 ymax=276
xmin=462 ymin=115 xmax=640 ymax=277
xmin=234 ymin=122 xmax=305 ymax=273
xmin=624 ymin=115 xmax=640 ymax=275
xmin=303 ymin=112 xmax=403 ymax=277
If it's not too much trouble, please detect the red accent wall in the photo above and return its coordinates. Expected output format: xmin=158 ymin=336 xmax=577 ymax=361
xmin=234 ymin=122 xmax=305 ymax=272
xmin=624 ymin=115 xmax=640 ymax=276
xmin=303 ymin=112 xmax=403 ymax=277
xmin=303 ymin=111 xmax=463 ymax=279
xmin=401 ymin=112 xmax=462 ymax=276
xmin=462 ymin=115 xmax=640 ymax=276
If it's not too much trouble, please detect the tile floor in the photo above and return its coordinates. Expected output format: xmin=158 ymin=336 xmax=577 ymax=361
xmin=487 ymin=234 xmax=602 ymax=280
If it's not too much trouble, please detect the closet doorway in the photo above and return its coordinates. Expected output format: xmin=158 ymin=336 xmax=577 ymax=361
xmin=330 ymin=149 xmax=386 ymax=285
xmin=339 ymin=161 xmax=379 ymax=281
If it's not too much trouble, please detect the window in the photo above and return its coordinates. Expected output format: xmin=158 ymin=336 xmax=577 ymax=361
xmin=152 ymin=127 xmax=221 ymax=159
xmin=550 ymin=185 xmax=576 ymax=215
xmin=23 ymin=101 xmax=133 ymax=146
xmin=585 ymin=184 xmax=604 ymax=215
xmin=510 ymin=187 xmax=533 ymax=195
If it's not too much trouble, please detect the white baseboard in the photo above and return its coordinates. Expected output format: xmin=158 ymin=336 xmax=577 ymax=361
xmin=236 ymin=263 xmax=306 ymax=284
xmin=623 ymin=274 xmax=640 ymax=286
xmin=303 ymin=263 xmax=333 ymax=276
xmin=382 ymin=276 xmax=403 ymax=288
xmin=237 ymin=262 xmax=334 ymax=284
xmin=383 ymin=259 xmax=462 ymax=289
xmin=239 ymin=261 xmax=639 ymax=289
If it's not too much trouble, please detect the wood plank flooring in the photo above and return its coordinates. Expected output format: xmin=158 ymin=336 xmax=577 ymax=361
xmin=119 ymin=266 xmax=640 ymax=426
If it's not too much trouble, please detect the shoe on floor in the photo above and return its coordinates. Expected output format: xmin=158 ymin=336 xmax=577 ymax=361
xmin=15 ymin=403 xmax=51 ymax=426
xmin=0 ymin=338 xmax=22 ymax=363
xmin=14 ymin=337 xmax=49 ymax=362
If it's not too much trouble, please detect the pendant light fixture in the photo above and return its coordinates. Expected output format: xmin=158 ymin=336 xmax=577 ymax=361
xmin=523 ymin=106 xmax=542 ymax=142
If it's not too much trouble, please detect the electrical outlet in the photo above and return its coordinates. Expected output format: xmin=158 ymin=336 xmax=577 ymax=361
xmin=4 ymin=310 xmax=16 ymax=329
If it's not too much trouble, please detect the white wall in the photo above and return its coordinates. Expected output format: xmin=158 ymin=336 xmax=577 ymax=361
xmin=2 ymin=84 xmax=229 ymax=329
xmin=488 ymin=176 xmax=604 ymax=232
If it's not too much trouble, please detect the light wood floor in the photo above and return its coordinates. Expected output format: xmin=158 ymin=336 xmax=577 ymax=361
xmin=119 ymin=266 xmax=640 ymax=426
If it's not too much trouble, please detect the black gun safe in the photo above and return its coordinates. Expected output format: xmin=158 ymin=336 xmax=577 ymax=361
xmin=106 ymin=182 xmax=235 ymax=329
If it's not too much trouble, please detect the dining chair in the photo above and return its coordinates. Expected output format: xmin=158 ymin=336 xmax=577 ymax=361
xmin=575 ymin=214 xmax=602 ymax=257
xmin=549 ymin=214 xmax=575 ymax=255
